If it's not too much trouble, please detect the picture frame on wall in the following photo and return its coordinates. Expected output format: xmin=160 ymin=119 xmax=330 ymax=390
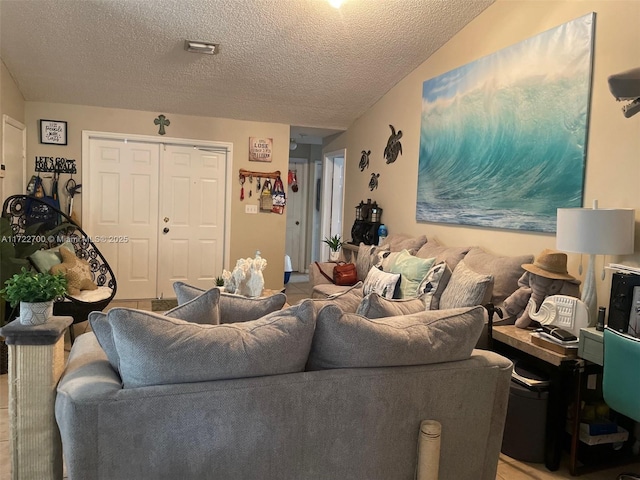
xmin=39 ymin=119 xmax=67 ymax=145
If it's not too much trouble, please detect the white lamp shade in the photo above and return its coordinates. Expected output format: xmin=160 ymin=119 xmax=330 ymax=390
xmin=556 ymin=207 xmax=635 ymax=255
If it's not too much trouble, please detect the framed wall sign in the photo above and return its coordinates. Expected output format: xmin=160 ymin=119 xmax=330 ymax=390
xmin=249 ymin=137 xmax=273 ymax=162
xmin=39 ymin=119 xmax=67 ymax=145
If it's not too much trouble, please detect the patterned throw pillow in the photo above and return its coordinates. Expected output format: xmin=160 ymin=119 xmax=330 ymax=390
xmin=362 ymin=266 xmax=401 ymax=299
xmin=439 ymin=260 xmax=493 ymax=309
xmin=387 ymin=250 xmax=435 ymax=298
xmin=417 ymin=261 xmax=452 ymax=310
xmin=355 ymin=243 xmax=390 ymax=282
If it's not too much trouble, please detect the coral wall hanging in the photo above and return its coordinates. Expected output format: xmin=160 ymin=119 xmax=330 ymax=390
xmin=359 ymin=150 xmax=371 ymax=171
xmin=416 ymin=13 xmax=594 ymax=233
xmin=369 ymin=173 xmax=380 ymax=191
xmin=384 ymin=125 xmax=403 ymax=164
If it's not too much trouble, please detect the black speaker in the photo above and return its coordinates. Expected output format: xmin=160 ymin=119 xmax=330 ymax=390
xmin=608 ymin=273 xmax=640 ymax=333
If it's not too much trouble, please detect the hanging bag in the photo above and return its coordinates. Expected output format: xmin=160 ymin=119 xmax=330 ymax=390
xmin=260 ymin=179 xmax=273 ymax=212
xmin=25 ymin=175 xmax=61 ymax=230
xmin=271 ymin=176 xmax=286 ymax=214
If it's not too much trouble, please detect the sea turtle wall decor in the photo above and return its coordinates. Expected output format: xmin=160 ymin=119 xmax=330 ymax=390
xmin=359 ymin=150 xmax=371 ymax=171
xmin=369 ymin=173 xmax=380 ymax=191
xmin=384 ymin=124 xmax=402 ymax=164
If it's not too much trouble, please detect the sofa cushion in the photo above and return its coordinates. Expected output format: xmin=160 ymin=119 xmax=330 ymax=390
xmin=307 ymin=304 xmax=485 ymax=370
xmin=355 ymin=243 xmax=389 ymax=281
xmin=415 ymin=239 xmax=471 ymax=271
xmin=356 ymin=292 xmax=426 ymax=318
xmin=463 ymin=247 xmax=533 ymax=306
xmin=108 ymin=300 xmax=316 ymax=388
xmin=381 ymin=233 xmax=428 ymax=252
xmin=387 ymin=250 xmax=435 ymax=298
xmin=439 ymin=260 xmax=493 ymax=309
xmin=362 ymin=266 xmax=401 ymax=299
xmin=417 ymin=261 xmax=452 ymax=310
xmin=173 ymin=281 xmax=286 ymax=323
xmin=89 ymin=286 xmax=222 ymax=373
xmin=303 ymin=282 xmax=364 ymax=314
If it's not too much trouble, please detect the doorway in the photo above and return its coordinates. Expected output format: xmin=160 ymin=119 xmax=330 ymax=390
xmin=82 ymin=132 xmax=232 ymax=300
xmin=1 ymin=115 xmax=26 ymax=201
xmin=285 ymin=158 xmax=309 ymax=272
xmin=320 ymin=149 xmax=345 ymax=262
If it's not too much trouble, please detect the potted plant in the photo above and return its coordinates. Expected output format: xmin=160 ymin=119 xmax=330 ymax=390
xmin=0 ymin=268 xmax=68 ymax=326
xmin=323 ymin=234 xmax=343 ymax=262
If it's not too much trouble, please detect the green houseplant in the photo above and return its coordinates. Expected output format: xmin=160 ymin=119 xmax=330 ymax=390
xmin=323 ymin=234 xmax=343 ymax=261
xmin=0 ymin=268 xmax=68 ymax=325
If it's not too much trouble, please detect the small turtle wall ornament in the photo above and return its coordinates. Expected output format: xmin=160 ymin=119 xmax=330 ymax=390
xmin=383 ymin=124 xmax=403 ymax=164
xmin=359 ymin=150 xmax=371 ymax=171
xmin=369 ymin=173 xmax=380 ymax=191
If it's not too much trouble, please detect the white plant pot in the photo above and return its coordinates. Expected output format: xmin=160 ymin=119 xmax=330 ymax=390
xmin=329 ymin=250 xmax=340 ymax=262
xmin=19 ymin=300 xmax=54 ymax=326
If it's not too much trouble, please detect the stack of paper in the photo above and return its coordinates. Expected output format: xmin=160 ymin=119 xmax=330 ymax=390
xmin=607 ymin=263 xmax=640 ymax=275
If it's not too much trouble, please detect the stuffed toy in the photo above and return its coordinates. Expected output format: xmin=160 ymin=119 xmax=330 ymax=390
xmin=50 ymin=246 xmax=98 ymax=296
xmin=501 ymin=249 xmax=581 ymax=328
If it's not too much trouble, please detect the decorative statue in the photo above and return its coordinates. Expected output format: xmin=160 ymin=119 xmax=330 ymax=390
xmin=222 ymin=251 xmax=267 ymax=297
xmin=501 ymin=249 xmax=581 ymax=329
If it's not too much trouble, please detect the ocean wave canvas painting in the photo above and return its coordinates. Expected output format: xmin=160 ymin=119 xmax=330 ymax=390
xmin=416 ymin=13 xmax=595 ymax=233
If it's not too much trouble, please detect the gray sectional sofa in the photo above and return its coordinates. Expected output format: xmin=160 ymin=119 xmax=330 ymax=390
xmin=55 ymin=287 xmax=513 ymax=480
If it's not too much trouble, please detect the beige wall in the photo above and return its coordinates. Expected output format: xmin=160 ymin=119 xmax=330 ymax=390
xmin=326 ymin=0 xmax=640 ymax=308
xmin=25 ymin=102 xmax=290 ymax=289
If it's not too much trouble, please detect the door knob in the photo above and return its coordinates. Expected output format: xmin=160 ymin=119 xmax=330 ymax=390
xmin=163 ymin=227 xmax=170 ymax=234
xmin=295 ymin=221 xmax=300 ymax=225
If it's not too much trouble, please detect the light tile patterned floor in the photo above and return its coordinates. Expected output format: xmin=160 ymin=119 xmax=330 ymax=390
xmin=1 ymin=275 xmax=639 ymax=479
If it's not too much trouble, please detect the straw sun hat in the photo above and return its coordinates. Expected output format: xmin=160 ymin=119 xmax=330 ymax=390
xmin=521 ymin=249 xmax=575 ymax=281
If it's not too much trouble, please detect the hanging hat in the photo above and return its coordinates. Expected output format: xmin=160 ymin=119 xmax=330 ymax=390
xmin=522 ymin=249 xmax=575 ymax=281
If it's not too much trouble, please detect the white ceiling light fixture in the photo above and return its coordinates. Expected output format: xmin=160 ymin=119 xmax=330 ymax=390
xmin=184 ymin=40 xmax=219 ymax=55
xmin=289 ymin=138 xmax=298 ymax=151
xmin=328 ymin=0 xmax=344 ymax=8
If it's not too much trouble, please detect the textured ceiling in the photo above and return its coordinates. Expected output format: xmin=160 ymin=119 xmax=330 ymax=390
xmin=0 ymin=0 xmax=494 ymax=138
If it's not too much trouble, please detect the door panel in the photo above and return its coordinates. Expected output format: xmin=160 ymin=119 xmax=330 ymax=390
xmin=156 ymin=146 xmax=226 ymax=297
xmin=87 ymin=139 xmax=160 ymax=299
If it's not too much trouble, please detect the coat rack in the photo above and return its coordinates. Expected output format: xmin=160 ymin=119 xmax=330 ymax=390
xmin=238 ymin=168 xmax=281 ymax=180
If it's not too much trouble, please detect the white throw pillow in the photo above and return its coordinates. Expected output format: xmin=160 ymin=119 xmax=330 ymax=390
xmin=362 ymin=266 xmax=401 ymax=299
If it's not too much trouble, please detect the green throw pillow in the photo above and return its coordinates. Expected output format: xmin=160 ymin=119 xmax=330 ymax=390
xmin=387 ymin=250 xmax=435 ymax=298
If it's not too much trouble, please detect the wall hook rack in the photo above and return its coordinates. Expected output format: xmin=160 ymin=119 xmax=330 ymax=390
xmin=239 ymin=168 xmax=281 ymax=180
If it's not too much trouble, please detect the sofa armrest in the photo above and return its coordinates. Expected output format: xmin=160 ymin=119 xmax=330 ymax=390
xmin=309 ymin=262 xmax=336 ymax=286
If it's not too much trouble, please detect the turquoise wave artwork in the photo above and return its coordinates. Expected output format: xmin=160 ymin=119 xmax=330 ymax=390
xmin=417 ymin=13 xmax=595 ymax=233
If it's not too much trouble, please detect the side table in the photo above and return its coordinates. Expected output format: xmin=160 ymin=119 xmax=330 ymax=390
xmin=0 ymin=316 xmax=72 ymax=480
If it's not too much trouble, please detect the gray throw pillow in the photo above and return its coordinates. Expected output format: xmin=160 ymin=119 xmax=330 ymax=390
xmin=89 ymin=287 xmax=222 ymax=373
xmin=302 ymin=282 xmax=364 ymax=314
xmin=381 ymin=234 xmax=428 ymax=252
xmin=110 ymin=300 xmax=316 ymax=388
xmin=307 ymin=304 xmax=486 ymax=370
xmin=439 ymin=260 xmax=493 ymax=309
xmin=173 ymin=281 xmax=286 ymax=323
xmin=356 ymin=292 xmax=426 ymax=318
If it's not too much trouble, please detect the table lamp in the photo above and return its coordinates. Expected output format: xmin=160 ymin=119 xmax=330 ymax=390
xmin=556 ymin=200 xmax=635 ymax=326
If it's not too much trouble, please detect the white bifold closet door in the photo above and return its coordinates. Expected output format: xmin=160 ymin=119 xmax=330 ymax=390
xmin=86 ymin=139 xmax=226 ymax=300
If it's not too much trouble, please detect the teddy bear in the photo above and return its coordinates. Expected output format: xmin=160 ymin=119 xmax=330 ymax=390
xmin=50 ymin=246 xmax=98 ymax=296
xmin=501 ymin=249 xmax=581 ymax=328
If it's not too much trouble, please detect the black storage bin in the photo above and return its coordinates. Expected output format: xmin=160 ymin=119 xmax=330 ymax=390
xmin=501 ymin=362 xmax=550 ymax=463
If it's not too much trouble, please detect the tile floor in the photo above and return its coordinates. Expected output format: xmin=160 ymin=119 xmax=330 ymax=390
xmin=1 ymin=273 xmax=639 ymax=479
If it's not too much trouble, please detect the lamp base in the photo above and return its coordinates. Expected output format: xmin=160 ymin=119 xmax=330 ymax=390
xmin=581 ymin=254 xmax=598 ymax=327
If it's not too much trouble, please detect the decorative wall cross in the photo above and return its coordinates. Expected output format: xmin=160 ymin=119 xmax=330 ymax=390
xmin=154 ymin=114 xmax=170 ymax=135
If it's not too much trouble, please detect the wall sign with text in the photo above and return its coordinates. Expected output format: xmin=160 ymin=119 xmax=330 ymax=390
xmin=249 ymin=137 xmax=273 ymax=162
xmin=39 ymin=119 xmax=67 ymax=145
